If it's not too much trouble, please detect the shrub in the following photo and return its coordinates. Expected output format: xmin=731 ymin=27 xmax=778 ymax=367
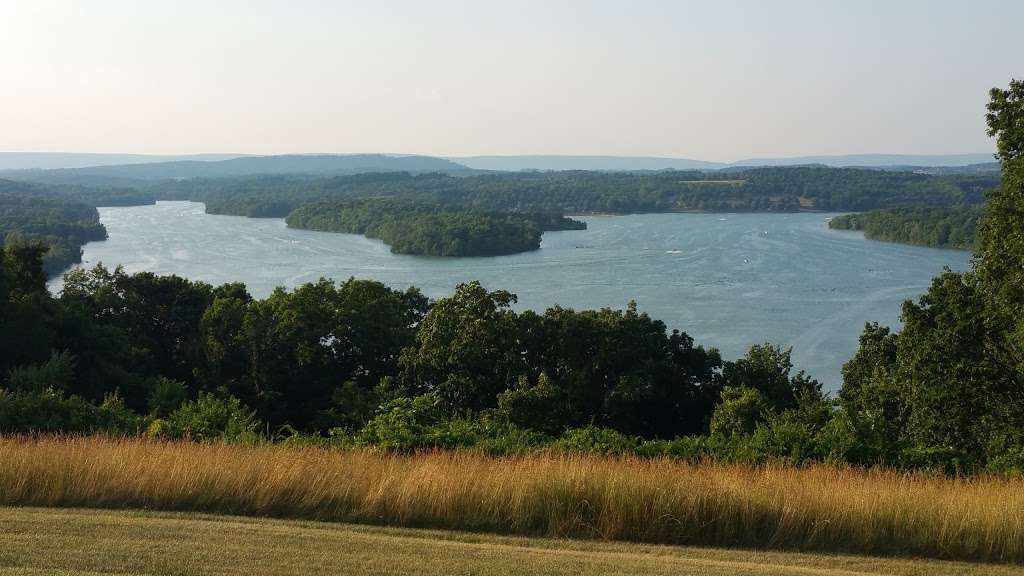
xmin=424 ymin=417 xmax=548 ymax=456
xmin=6 ymin=350 xmax=75 ymax=394
xmin=96 ymin=392 xmax=145 ymax=434
xmin=162 ymin=392 xmax=261 ymax=443
xmin=311 ymin=381 xmax=380 ymax=432
xmin=812 ymin=409 xmax=869 ymax=465
xmin=356 ymin=393 xmax=444 ymax=451
xmin=146 ymin=377 xmax=188 ymax=417
xmin=554 ymin=425 xmax=640 ymax=455
xmin=636 ymin=435 xmax=713 ymax=461
xmin=0 ymin=388 xmax=142 ymax=435
xmin=747 ymin=416 xmax=819 ymax=464
xmin=709 ymin=386 xmax=771 ymax=436
xmin=984 ymin=430 xmax=1024 ymax=475
xmin=495 ymin=373 xmax=569 ymax=435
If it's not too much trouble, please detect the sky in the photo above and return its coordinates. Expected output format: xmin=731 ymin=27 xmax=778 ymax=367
xmin=1 ymin=0 xmax=1020 ymax=161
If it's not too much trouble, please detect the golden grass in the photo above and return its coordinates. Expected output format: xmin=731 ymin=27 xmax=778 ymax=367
xmin=3 ymin=507 xmax=1023 ymax=576
xmin=0 ymin=436 xmax=1021 ymax=564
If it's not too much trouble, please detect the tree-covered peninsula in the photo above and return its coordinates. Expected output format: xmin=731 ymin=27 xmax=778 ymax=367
xmin=829 ymin=206 xmax=983 ymax=250
xmin=0 ymin=179 xmax=108 ymax=275
xmin=285 ymin=199 xmax=586 ymax=256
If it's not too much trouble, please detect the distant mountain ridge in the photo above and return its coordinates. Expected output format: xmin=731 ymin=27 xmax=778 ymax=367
xmin=448 ymin=155 xmax=726 ymax=171
xmin=0 ymin=152 xmax=246 ymax=170
xmin=730 ymin=153 xmax=995 ymax=168
xmin=0 ymin=154 xmax=470 ymax=181
xmin=451 ymin=153 xmax=995 ymax=171
xmin=0 ymin=151 xmax=996 ymax=179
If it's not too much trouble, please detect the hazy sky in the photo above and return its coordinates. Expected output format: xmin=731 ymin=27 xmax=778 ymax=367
xmin=2 ymin=0 xmax=1020 ymax=160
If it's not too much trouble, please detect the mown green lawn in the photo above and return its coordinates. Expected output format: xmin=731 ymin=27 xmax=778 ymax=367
xmin=0 ymin=507 xmax=1020 ymax=576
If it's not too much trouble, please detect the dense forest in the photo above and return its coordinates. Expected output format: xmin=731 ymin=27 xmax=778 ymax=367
xmin=11 ymin=164 xmax=988 ymax=220
xmin=286 ymin=199 xmax=585 ymax=256
xmin=0 ymin=180 xmax=107 ymax=275
xmin=179 ymin=167 xmax=997 ymax=218
xmin=829 ymin=206 xmax=983 ymax=249
xmin=0 ymin=245 xmax=846 ymax=460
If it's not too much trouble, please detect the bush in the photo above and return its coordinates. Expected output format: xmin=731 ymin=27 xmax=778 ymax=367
xmin=355 ymin=393 xmax=444 ymax=451
xmin=146 ymin=377 xmax=188 ymax=417
xmin=309 ymin=381 xmax=380 ymax=432
xmin=986 ymin=448 xmax=1024 ymax=475
xmin=96 ymin=392 xmax=145 ymax=434
xmin=984 ymin=431 xmax=1024 ymax=475
xmin=553 ymin=425 xmax=640 ymax=455
xmin=162 ymin=392 xmax=261 ymax=443
xmin=897 ymin=446 xmax=971 ymax=475
xmin=0 ymin=388 xmax=143 ymax=435
xmin=636 ymin=435 xmax=714 ymax=461
xmin=709 ymin=386 xmax=771 ymax=436
xmin=747 ymin=416 xmax=819 ymax=464
xmin=424 ymin=417 xmax=548 ymax=456
xmin=6 ymin=350 xmax=76 ymax=394
xmin=495 ymin=373 xmax=570 ymax=435
xmin=812 ymin=409 xmax=870 ymax=465
xmin=355 ymin=394 xmax=548 ymax=455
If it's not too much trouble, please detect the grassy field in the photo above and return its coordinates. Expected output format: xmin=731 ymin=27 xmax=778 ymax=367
xmin=1 ymin=507 xmax=1022 ymax=576
xmin=0 ymin=437 xmax=1022 ymax=565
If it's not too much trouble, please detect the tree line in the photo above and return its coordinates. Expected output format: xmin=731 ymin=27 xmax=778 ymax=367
xmin=0 ymin=241 xmax=846 ymax=461
xmin=15 ymin=163 xmax=988 ymax=220
xmin=180 ymin=166 xmax=997 ymax=218
xmin=829 ymin=206 xmax=983 ymax=249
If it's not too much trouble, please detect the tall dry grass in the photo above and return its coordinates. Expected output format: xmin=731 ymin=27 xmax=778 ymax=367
xmin=0 ymin=436 xmax=1021 ymax=563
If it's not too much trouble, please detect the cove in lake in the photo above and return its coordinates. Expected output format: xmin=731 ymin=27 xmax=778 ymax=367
xmin=51 ymin=201 xmax=971 ymax=390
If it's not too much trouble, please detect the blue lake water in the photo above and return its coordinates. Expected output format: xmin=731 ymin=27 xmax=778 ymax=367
xmin=50 ymin=201 xmax=972 ymax=390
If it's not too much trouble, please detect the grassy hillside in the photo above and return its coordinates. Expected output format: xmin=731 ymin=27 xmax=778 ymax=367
xmin=1 ymin=437 xmax=1022 ymax=564
xmin=1 ymin=507 xmax=1020 ymax=576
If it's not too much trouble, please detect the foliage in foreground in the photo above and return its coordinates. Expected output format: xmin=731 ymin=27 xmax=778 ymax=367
xmin=1 ymin=436 xmax=1022 ymax=564
xmin=0 ymin=234 xmax=1022 ymax=472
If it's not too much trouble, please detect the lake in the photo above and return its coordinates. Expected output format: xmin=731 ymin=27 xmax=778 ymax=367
xmin=50 ymin=201 xmax=972 ymax=389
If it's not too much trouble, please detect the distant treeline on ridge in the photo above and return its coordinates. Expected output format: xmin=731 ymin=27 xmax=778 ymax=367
xmin=0 ymin=164 xmax=1000 ymax=270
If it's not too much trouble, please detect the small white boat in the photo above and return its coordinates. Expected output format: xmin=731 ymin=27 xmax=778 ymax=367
xmin=665 ymin=250 xmax=682 ymax=254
